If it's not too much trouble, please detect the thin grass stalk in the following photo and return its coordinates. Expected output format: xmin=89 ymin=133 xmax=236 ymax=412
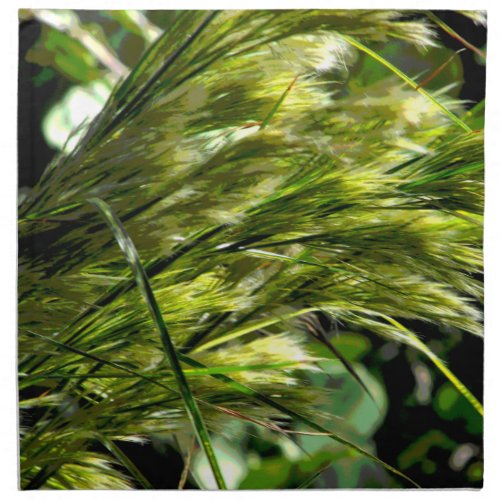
xmin=339 ymin=34 xmax=473 ymax=133
xmin=381 ymin=315 xmax=484 ymax=416
xmin=425 ymin=11 xmax=486 ymax=60
xmin=88 ymin=197 xmax=227 ymax=489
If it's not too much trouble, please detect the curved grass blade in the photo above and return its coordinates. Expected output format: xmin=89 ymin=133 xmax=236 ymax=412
xmin=416 ymin=49 xmax=465 ymax=90
xmin=99 ymin=435 xmax=153 ymax=489
xmin=88 ymin=197 xmax=226 ymax=489
xmin=301 ymin=316 xmax=380 ymax=413
xmin=177 ymin=352 xmax=420 ymax=488
xmin=339 ymin=34 xmax=472 ymax=133
xmin=55 ymin=223 xmax=228 ymax=351
xmin=191 ymin=307 xmax=317 ymax=353
xmin=425 ymin=11 xmax=486 ymax=60
xmin=380 ymin=315 xmax=483 ymax=416
xmin=177 ymin=436 xmax=196 ymax=489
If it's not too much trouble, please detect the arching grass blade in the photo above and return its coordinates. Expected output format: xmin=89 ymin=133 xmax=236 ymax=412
xmin=339 ymin=34 xmax=472 ymax=133
xmin=425 ymin=11 xmax=486 ymax=60
xmin=88 ymin=197 xmax=226 ymax=489
xmin=99 ymin=435 xmax=153 ymax=489
xmin=381 ymin=315 xmax=483 ymax=416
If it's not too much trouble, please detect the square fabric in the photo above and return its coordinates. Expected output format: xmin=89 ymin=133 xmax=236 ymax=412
xmin=18 ymin=9 xmax=485 ymax=490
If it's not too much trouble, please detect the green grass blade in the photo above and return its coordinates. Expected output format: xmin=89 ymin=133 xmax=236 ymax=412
xmin=339 ymin=34 xmax=472 ymax=133
xmin=381 ymin=315 xmax=483 ymax=416
xmin=425 ymin=11 xmax=486 ymax=60
xmin=22 ymin=359 xmax=308 ymax=383
xmin=416 ymin=49 xmax=465 ymax=90
xmin=99 ymin=435 xmax=153 ymax=489
xmin=314 ymin=332 xmax=380 ymax=412
xmin=191 ymin=307 xmax=317 ymax=353
xmin=297 ymin=462 xmax=332 ymax=489
xmin=24 ymin=330 xmax=178 ymax=396
xmin=19 ymin=201 xmax=84 ymax=222
xmin=88 ymin=197 xmax=226 ymax=489
xmin=260 ymin=75 xmax=298 ymax=129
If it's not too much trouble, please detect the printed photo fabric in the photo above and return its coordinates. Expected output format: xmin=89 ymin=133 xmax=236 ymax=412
xmin=18 ymin=9 xmax=485 ymax=489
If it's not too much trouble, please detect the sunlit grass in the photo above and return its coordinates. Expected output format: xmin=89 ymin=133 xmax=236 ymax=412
xmin=18 ymin=9 xmax=484 ymax=489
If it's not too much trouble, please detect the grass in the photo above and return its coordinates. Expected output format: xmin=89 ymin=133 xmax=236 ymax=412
xmin=89 ymin=197 xmax=227 ymax=489
xmin=18 ymin=9 xmax=484 ymax=489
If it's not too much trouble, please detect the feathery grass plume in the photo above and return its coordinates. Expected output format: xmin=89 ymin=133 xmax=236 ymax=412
xmin=18 ymin=9 xmax=484 ymax=489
